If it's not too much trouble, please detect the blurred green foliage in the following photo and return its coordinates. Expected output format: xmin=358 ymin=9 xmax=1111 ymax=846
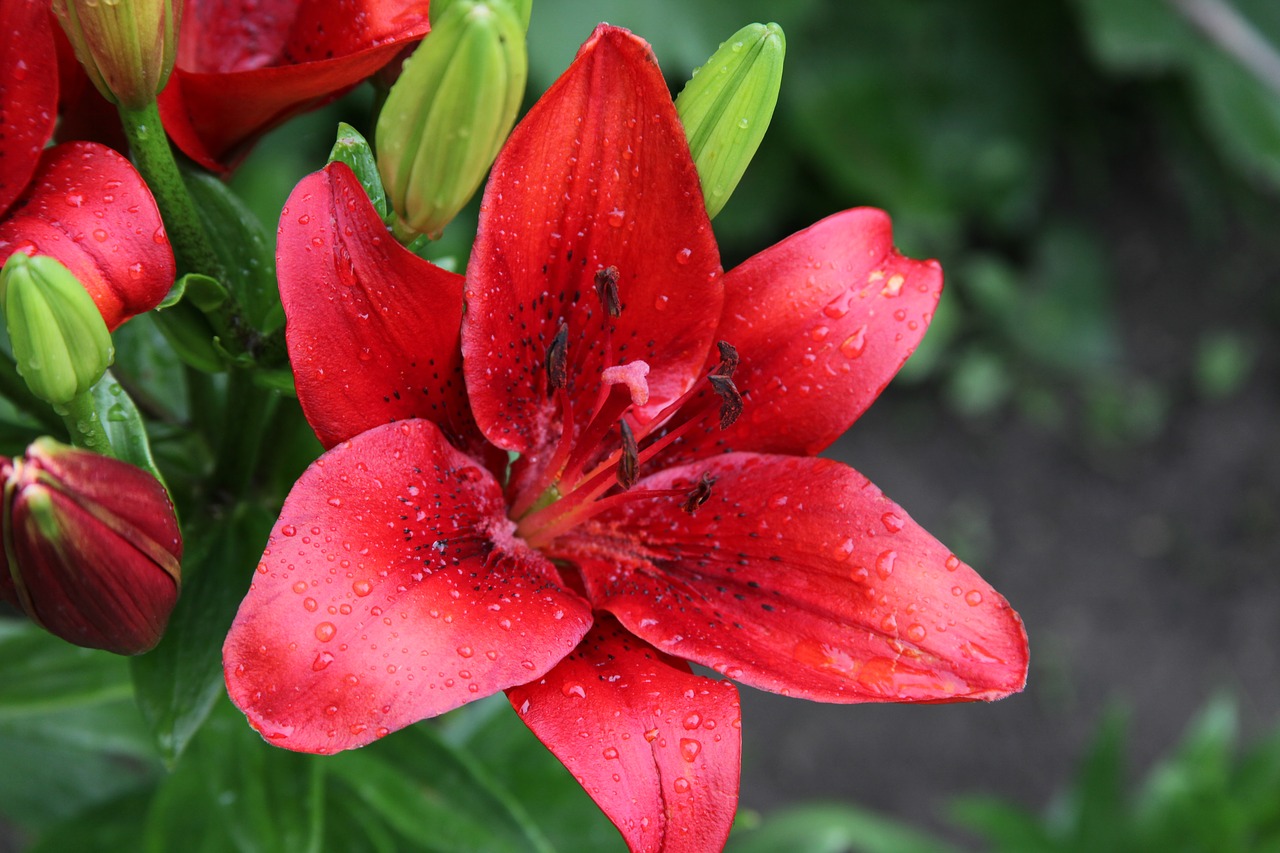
xmin=730 ymin=698 xmax=1280 ymax=853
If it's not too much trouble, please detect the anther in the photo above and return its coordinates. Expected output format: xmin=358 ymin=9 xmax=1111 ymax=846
xmin=681 ymin=472 xmax=716 ymax=514
xmin=594 ymin=266 xmax=621 ymax=318
xmin=617 ymin=420 xmax=638 ymax=489
xmin=708 ymin=374 xmax=743 ymax=429
xmin=546 ymin=322 xmax=569 ymax=393
xmin=715 ymin=341 xmax=739 ymax=377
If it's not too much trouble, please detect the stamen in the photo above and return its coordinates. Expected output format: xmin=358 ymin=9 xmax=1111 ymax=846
xmin=546 ymin=322 xmax=569 ymax=394
xmin=594 ymin=266 xmax=622 ymax=317
xmin=708 ymin=374 xmax=743 ymax=429
xmin=680 ymin=472 xmax=716 ymax=514
xmin=617 ymin=420 xmax=638 ymax=489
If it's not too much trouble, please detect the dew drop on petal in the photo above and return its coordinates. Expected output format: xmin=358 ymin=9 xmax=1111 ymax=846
xmin=315 ymin=622 xmax=337 ymax=642
xmin=965 ymin=590 xmax=984 ymax=607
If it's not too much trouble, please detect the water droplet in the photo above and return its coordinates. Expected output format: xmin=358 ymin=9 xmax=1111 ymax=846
xmin=92 ymin=228 xmax=108 ymax=242
xmin=875 ymin=550 xmax=897 ymax=579
xmin=839 ymin=326 xmax=867 ymax=359
xmin=810 ymin=325 xmax=830 ymax=342
xmin=327 ymin=496 xmax=342 ymax=508
xmin=315 ymin=622 xmax=337 ymax=642
xmin=881 ymin=274 xmax=905 ymax=297
xmin=303 ymin=598 xmax=318 ymax=612
xmin=673 ymin=778 xmax=691 ymax=794
xmin=562 ymin=682 xmax=586 ymax=699
xmin=353 ymin=579 xmax=372 ymax=596
xmin=607 ymin=209 xmax=625 ymax=227
xmin=675 ymin=247 xmax=692 ymax=265
xmin=654 ymin=294 xmax=670 ymax=311
xmin=312 ymin=651 xmax=334 ymax=671
xmin=603 ymin=746 xmax=620 ymax=760
xmin=682 ymin=713 xmax=701 ymax=730
xmin=965 ymin=590 xmax=984 ymax=607
xmin=281 ymin=525 xmax=298 ymax=537
xmin=456 ymin=645 xmax=473 ymax=658
xmin=880 ymin=512 xmax=904 ymax=533
xmin=644 ymin=727 xmax=660 ymax=742
xmin=945 ymin=554 xmax=960 ymax=571
xmin=679 ymin=738 xmax=702 ymax=761
xmin=292 ymin=581 xmax=308 ymax=594
xmin=905 ymin=623 xmax=927 ymax=643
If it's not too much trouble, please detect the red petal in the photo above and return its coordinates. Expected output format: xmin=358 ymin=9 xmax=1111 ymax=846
xmin=0 ymin=0 xmax=59 ymax=215
xmin=508 ymin=615 xmax=740 ymax=853
xmin=159 ymin=0 xmax=431 ymax=171
xmin=278 ymin=163 xmax=485 ymax=453
xmin=462 ymin=25 xmax=722 ymax=454
xmin=655 ymin=209 xmax=942 ymax=467
xmin=554 ymin=454 xmax=1028 ymax=703
xmin=223 ymin=419 xmax=592 ymax=754
xmin=0 ymin=142 xmax=175 ymax=331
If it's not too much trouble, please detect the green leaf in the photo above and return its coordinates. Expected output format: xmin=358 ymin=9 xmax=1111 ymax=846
xmin=130 ymin=506 xmax=276 ymax=764
xmin=727 ymin=803 xmax=959 ymax=853
xmin=0 ymin=621 xmax=159 ymax=829
xmin=328 ymin=719 xmax=555 ymax=853
xmin=453 ymin=696 xmax=626 ymax=852
xmin=90 ymin=371 xmax=165 ymax=486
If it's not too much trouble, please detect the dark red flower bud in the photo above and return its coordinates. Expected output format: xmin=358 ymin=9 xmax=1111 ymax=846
xmin=1 ymin=438 xmax=181 ymax=655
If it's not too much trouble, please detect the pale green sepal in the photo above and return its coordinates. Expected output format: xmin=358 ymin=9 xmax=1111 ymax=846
xmin=329 ymin=122 xmax=389 ymax=220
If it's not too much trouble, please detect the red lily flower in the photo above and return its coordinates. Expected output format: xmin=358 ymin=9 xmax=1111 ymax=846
xmin=0 ymin=0 xmax=60 ymax=216
xmin=157 ymin=0 xmax=431 ymax=172
xmin=225 ymin=25 xmax=1028 ymax=853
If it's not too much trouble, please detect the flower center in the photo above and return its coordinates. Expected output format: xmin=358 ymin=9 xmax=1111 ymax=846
xmin=510 ymin=269 xmax=742 ymax=550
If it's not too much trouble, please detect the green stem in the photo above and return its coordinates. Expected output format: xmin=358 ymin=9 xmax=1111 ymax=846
xmin=116 ymin=100 xmax=224 ymax=281
xmin=210 ymin=368 xmax=277 ymax=500
xmin=0 ymin=350 xmax=65 ymax=435
xmin=52 ymin=391 xmax=112 ymax=456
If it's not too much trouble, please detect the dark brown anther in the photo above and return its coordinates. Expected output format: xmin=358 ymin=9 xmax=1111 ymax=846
xmin=546 ymin=322 xmax=569 ymax=393
xmin=680 ymin=472 xmax=716 ymax=514
xmin=617 ymin=419 xmax=639 ymax=489
xmin=594 ymin=266 xmax=622 ymax=317
xmin=715 ymin=341 xmax=739 ymax=378
xmin=708 ymin=374 xmax=743 ymax=429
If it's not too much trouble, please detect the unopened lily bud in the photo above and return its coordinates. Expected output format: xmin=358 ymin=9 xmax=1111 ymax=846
xmin=52 ymin=0 xmax=182 ymax=108
xmin=676 ymin=22 xmax=785 ymax=219
xmin=0 ymin=253 xmax=114 ymax=406
xmin=376 ymin=0 xmax=528 ymax=240
xmin=1 ymin=438 xmax=182 ymax=655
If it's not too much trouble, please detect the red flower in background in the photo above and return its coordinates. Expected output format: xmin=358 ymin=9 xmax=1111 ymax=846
xmin=158 ymin=0 xmax=431 ymax=171
xmin=0 ymin=0 xmax=173 ymax=330
xmin=225 ymin=25 xmax=1028 ymax=853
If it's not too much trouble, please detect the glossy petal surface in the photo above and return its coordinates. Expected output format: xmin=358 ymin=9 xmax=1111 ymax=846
xmin=509 ymin=615 xmax=740 ymax=853
xmin=655 ymin=209 xmax=942 ymax=467
xmin=0 ymin=142 xmax=175 ymax=331
xmin=463 ymin=25 xmax=722 ymax=454
xmin=556 ymin=454 xmax=1028 ymax=703
xmin=10 ymin=486 xmax=179 ymax=655
xmin=224 ymin=419 xmax=593 ymax=754
xmin=279 ymin=163 xmax=479 ymax=451
xmin=160 ymin=0 xmax=431 ymax=170
xmin=0 ymin=0 xmax=59 ymax=216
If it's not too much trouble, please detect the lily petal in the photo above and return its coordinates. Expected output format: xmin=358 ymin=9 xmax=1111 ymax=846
xmin=0 ymin=0 xmax=59 ymax=215
xmin=279 ymin=162 xmax=484 ymax=453
xmin=0 ymin=142 xmax=175 ymax=331
xmin=223 ymin=419 xmax=593 ymax=754
xmin=654 ymin=209 xmax=941 ymax=467
xmin=463 ymin=24 xmax=722 ymax=454
xmin=508 ymin=615 xmax=740 ymax=853
xmin=159 ymin=0 xmax=431 ymax=171
xmin=557 ymin=453 xmax=1028 ymax=703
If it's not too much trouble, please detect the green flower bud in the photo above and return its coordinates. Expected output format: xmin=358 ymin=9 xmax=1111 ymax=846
xmin=0 ymin=254 xmax=114 ymax=406
xmin=676 ymin=22 xmax=785 ymax=219
xmin=376 ymin=0 xmax=528 ymax=240
xmin=52 ymin=0 xmax=182 ymax=109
